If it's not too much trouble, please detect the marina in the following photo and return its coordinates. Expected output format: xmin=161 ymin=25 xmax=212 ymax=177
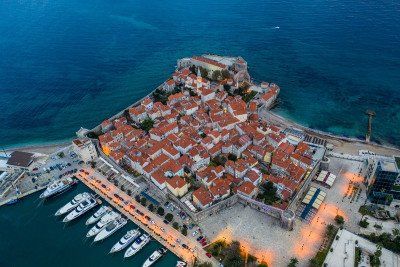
xmin=0 ymin=183 xmax=178 ymax=267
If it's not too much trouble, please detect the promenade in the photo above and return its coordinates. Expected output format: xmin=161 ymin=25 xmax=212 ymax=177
xmin=76 ymin=167 xmax=218 ymax=267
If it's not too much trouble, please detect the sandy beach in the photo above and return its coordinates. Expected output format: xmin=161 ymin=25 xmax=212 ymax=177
xmin=4 ymin=141 xmax=71 ymax=155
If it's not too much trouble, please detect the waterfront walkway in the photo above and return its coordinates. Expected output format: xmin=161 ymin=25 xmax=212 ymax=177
xmin=76 ymin=167 xmax=218 ymax=267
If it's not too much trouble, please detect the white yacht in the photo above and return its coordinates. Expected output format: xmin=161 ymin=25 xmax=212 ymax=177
xmin=86 ymin=211 xmax=119 ymax=238
xmin=142 ymin=248 xmax=167 ymax=267
xmin=124 ymin=233 xmax=151 ymax=258
xmin=94 ymin=217 xmax=127 ymax=242
xmin=40 ymin=177 xmax=77 ymax=199
xmin=63 ymin=196 xmax=98 ymax=222
xmin=109 ymin=229 xmax=140 ymax=253
xmin=176 ymin=261 xmax=187 ymax=267
xmin=55 ymin=192 xmax=90 ymax=216
xmin=85 ymin=206 xmax=111 ymax=225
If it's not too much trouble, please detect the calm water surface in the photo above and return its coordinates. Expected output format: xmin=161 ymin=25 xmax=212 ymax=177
xmin=0 ymin=0 xmax=399 ymax=148
xmin=0 ymin=184 xmax=178 ymax=267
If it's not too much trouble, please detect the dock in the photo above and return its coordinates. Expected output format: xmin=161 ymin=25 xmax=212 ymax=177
xmin=76 ymin=167 xmax=218 ymax=267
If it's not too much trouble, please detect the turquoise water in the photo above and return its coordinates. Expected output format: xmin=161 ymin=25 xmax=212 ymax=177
xmin=0 ymin=183 xmax=178 ymax=267
xmin=0 ymin=0 xmax=399 ymax=148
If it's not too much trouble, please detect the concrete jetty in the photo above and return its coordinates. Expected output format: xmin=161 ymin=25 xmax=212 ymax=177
xmin=75 ymin=167 xmax=218 ymax=267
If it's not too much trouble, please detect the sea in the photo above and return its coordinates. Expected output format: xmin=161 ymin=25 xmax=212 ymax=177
xmin=0 ymin=0 xmax=400 ymax=266
xmin=0 ymin=183 xmax=178 ymax=267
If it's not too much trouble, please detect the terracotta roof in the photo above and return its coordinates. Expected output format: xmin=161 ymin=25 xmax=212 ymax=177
xmin=166 ymin=175 xmax=187 ymax=189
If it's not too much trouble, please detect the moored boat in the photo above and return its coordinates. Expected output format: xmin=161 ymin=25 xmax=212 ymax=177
xmin=176 ymin=261 xmax=187 ymax=267
xmin=142 ymin=247 xmax=168 ymax=267
xmin=85 ymin=206 xmax=111 ymax=225
xmin=63 ymin=196 xmax=98 ymax=222
xmin=124 ymin=233 xmax=151 ymax=258
xmin=94 ymin=217 xmax=127 ymax=242
xmin=109 ymin=228 xmax=140 ymax=253
xmin=86 ymin=211 xmax=119 ymax=238
xmin=55 ymin=192 xmax=90 ymax=216
xmin=40 ymin=177 xmax=77 ymax=199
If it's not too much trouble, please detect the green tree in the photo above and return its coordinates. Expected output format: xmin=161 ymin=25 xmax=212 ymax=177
xmin=165 ymin=213 xmax=174 ymax=222
xmin=359 ymin=219 xmax=369 ymax=228
xmin=157 ymin=206 xmax=165 ymax=216
xmin=172 ymin=222 xmax=179 ymax=230
xmin=221 ymin=69 xmax=231 ymax=79
xmin=196 ymin=262 xmax=212 ymax=267
xmin=223 ymin=241 xmax=244 ymax=267
xmin=212 ymin=70 xmax=221 ymax=81
xmin=258 ymin=264 xmax=268 ymax=267
xmin=199 ymin=67 xmax=208 ymax=78
xmin=140 ymin=117 xmax=154 ymax=132
xmin=148 ymin=203 xmax=154 ymax=212
xmin=140 ymin=197 xmax=147 ymax=206
xmin=335 ymin=215 xmax=345 ymax=225
xmin=181 ymin=227 xmax=188 ymax=236
xmin=288 ymin=257 xmax=298 ymax=267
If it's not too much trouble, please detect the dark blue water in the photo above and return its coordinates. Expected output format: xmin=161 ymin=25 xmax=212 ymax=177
xmin=0 ymin=0 xmax=399 ymax=148
xmin=0 ymin=183 xmax=178 ymax=267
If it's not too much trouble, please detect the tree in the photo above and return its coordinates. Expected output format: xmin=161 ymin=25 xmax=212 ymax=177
xmin=392 ymin=228 xmax=400 ymax=237
xmin=223 ymin=241 xmax=244 ymax=267
xmin=196 ymin=262 xmax=212 ymax=267
xmin=140 ymin=197 xmax=147 ymax=206
xmin=335 ymin=215 xmax=345 ymax=225
xmin=212 ymin=70 xmax=221 ymax=81
xmin=221 ymin=69 xmax=231 ymax=79
xmin=223 ymin=84 xmax=231 ymax=92
xmin=165 ymin=213 xmax=174 ymax=222
xmin=157 ymin=207 xmax=165 ymax=216
xmin=199 ymin=67 xmax=208 ymax=78
xmin=258 ymin=264 xmax=268 ymax=267
xmin=140 ymin=117 xmax=154 ymax=132
xmin=326 ymin=224 xmax=336 ymax=237
xmin=288 ymin=257 xmax=298 ymax=267
xmin=127 ymin=189 xmax=132 ymax=196
xmin=227 ymin=153 xmax=237 ymax=161
xmin=172 ymin=222 xmax=179 ymax=230
xmin=148 ymin=203 xmax=154 ymax=212
xmin=181 ymin=227 xmax=188 ymax=236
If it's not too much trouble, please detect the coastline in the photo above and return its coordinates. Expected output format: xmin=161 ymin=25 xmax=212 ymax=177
xmin=3 ymin=140 xmax=72 ymax=155
xmin=4 ymin=109 xmax=400 ymax=158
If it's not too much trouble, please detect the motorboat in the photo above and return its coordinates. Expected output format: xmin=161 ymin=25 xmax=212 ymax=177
xmin=94 ymin=217 xmax=127 ymax=242
xmin=109 ymin=229 xmax=140 ymax=253
xmin=124 ymin=233 xmax=151 ymax=258
xmin=86 ymin=211 xmax=119 ymax=237
xmin=142 ymin=247 xmax=167 ymax=267
xmin=85 ymin=206 xmax=111 ymax=225
xmin=40 ymin=177 xmax=77 ymax=199
xmin=63 ymin=196 xmax=98 ymax=222
xmin=55 ymin=192 xmax=90 ymax=216
xmin=176 ymin=261 xmax=187 ymax=267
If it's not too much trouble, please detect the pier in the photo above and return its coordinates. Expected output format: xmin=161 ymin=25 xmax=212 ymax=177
xmin=75 ymin=167 xmax=218 ymax=267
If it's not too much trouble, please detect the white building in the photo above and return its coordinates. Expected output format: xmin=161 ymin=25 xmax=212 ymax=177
xmin=72 ymin=138 xmax=98 ymax=163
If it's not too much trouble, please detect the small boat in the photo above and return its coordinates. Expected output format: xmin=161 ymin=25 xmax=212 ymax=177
xmin=6 ymin=198 xmax=18 ymax=205
xmin=109 ymin=229 xmax=140 ymax=253
xmin=86 ymin=211 xmax=119 ymax=237
xmin=94 ymin=217 xmax=127 ymax=242
xmin=55 ymin=192 xmax=90 ymax=216
xmin=86 ymin=206 xmax=111 ymax=225
xmin=40 ymin=177 xmax=77 ymax=199
xmin=63 ymin=197 xmax=98 ymax=222
xmin=176 ymin=261 xmax=187 ymax=267
xmin=142 ymin=248 xmax=168 ymax=267
xmin=124 ymin=234 xmax=151 ymax=258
